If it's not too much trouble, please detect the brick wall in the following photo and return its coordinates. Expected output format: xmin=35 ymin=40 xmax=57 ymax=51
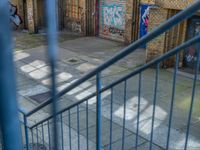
xmin=146 ymin=7 xmax=188 ymax=67
xmin=146 ymin=7 xmax=168 ymax=62
xmin=155 ymin=0 xmax=196 ymax=10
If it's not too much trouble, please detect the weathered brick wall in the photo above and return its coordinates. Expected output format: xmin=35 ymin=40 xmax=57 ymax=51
xmin=146 ymin=7 xmax=168 ymax=62
xmin=65 ymin=0 xmax=84 ymax=34
xmin=27 ymin=0 xmax=35 ymax=32
xmin=155 ymin=0 xmax=196 ymax=10
xmin=146 ymin=7 xmax=188 ymax=67
xmin=140 ymin=0 xmax=155 ymax=5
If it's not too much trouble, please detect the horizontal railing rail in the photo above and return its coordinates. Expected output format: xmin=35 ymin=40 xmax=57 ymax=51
xmin=25 ymin=0 xmax=200 ymax=117
xmin=30 ymin=34 xmax=200 ymax=129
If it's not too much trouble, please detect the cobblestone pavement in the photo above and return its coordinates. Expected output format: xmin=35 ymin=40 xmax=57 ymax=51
xmin=15 ymin=34 xmax=200 ymax=149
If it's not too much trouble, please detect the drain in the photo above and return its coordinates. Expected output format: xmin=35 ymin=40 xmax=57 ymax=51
xmin=68 ymin=58 xmax=78 ymax=63
xmin=63 ymin=57 xmax=85 ymax=65
xmin=29 ymin=91 xmax=51 ymax=104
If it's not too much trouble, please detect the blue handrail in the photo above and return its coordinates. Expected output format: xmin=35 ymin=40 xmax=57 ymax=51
xmin=30 ymin=34 xmax=200 ymax=129
xmin=25 ymin=0 xmax=200 ymax=117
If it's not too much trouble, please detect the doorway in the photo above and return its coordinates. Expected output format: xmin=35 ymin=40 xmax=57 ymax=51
xmin=85 ymin=0 xmax=96 ymax=36
xmin=184 ymin=17 xmax=200 ymax=72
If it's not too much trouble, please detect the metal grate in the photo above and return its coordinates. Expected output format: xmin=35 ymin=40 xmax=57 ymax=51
xmin=29 ymin=92 xmax=51 ymax=104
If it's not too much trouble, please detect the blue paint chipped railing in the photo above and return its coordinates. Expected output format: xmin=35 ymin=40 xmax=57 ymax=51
xmin=0 ymin=0 xmax=200 ymax=150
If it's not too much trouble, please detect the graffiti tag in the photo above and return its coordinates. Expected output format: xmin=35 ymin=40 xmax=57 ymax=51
xmin=72 ymin=22 xmax=81 ymax=33
xmin=103 ymin=25 xmax=124 ymax=36
xmin=9 ymin=2 xmax=22 ymax=27
xmin=103 ymin=4 xmax=125 ymax=29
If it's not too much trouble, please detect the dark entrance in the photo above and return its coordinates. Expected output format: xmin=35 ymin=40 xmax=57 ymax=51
xmin=184 ymin=17 xmax=200 ymax=72
xmin=23 ymin=0 xmax=28 ymax=29
xmin=85 ymin=0 xmax=96 ymax=36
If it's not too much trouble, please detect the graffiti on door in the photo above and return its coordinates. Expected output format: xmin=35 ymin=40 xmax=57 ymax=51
xmin=9 ymin=2 xmax=22 ymax=27
xmin=102 ymin=4 xmax=125 ymax=36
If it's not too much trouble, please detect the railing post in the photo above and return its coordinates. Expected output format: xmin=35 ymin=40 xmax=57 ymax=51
xmin=23 ymin=115 xmax=30 ymax=150
xmin=96 ymin=73 xmax=102 ymax=150
xmin=0 ymin=1 xmax=22 ymax=149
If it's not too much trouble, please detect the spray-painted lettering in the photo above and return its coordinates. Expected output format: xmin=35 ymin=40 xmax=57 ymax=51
xmin=103 ymin=4 xmax=125 ymax=29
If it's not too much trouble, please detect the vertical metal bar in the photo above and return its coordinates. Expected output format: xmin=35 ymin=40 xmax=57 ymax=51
xmin=42 ymin=123 xmax=44 ymax=149
xmin=68 ymin=110 xmax=72 ymax=150
xmin=48 ymin=120 xmax=51 ymax=150
xmin=184 ymin=49 xmax=200 ymax=150
xmin=109 ymin=88 xmax=113 ymax=150
xmin=24 ymin=115 xmax=30 ymax=150
xmin=135 ymin=73 xmax=142 ymax=150
xmin=166 ymin=53 xmax=180 ymax=149
xmin=86 ymin=100 xmax=89 ymax=150
xmin=36 ymin=127 xmax=39 ymax=150
xmin=77 ymin=105 xmax=80 ymax=150
xmin=31 ymin=129 xmax=34 ymax=150
xmin=61 ymin=114 xmax=64 ymax=150
xmin=149 ymin=63 xmax=160 ymax=150
xmin=45 ymin=0 xmax=58 ymax=148
xmin=122 ymin=81 xmax=127 ymax=150
xmin=0 ymin=1 xmax=22 ymax=149
xmin=96 ymin=73 xmax=102 ymax=150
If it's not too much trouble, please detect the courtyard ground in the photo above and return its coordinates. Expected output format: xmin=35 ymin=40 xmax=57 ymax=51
xmin=14 ymin=31 xmax=200 ymax=149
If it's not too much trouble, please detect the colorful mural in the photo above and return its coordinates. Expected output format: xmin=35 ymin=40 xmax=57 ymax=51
xmin=99 ymin=0 xmax=126 ymax=41
xmin=102 ymin=4 xmax=125 ymax=29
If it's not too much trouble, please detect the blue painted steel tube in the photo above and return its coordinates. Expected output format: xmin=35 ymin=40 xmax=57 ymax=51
xmin=166 ymin=53 xmax=180 ymax=149
xmin=26 ymin=0 xmax=200 ymax=117
xmin=135 ymin=73 xmax=142 ymax=150
xmin=86 ymin=101 xmax=89 ymax=150
xmin=0 ymin=1 xmax=22 ymax=150
xmin=149 ymin=63 xmax=160 ymax=150
xmin=77 ymin=105 xmax=80 ymax=150
xmin=24 ymin=115 xmax=30 ymax=150
xmin=109 ymin=88 xmax=114 ymax=150
xmin=68 ymin=110 xmax=72 ymax=150
xmin=45 ymin=0 xmax=58 ymax=148
xmin=96 ymin=73 xmax=102 ymax=150
xmin=184 ymin=48 xmax=200 ymax=150
xmin=122 ymin=81 xmax=127 ymax=150
xmin=30 ymin=35 xmax=200 ymax=129
xmin=47 ymin=120 xmax=51 ymax=150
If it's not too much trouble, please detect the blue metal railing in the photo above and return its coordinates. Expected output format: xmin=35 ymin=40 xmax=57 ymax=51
xmin=0 ymin=0 xmax=200 ymax=150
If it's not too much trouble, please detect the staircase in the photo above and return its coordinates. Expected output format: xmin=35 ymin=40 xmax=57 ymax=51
xmin=0 ymin=0 xmax=200 ymax=150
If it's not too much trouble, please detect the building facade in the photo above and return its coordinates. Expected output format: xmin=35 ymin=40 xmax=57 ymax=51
xmin=146 ymin=0 xmax=199 ymax=71
xmin=12 ymin=0 xmax=199 ymax=70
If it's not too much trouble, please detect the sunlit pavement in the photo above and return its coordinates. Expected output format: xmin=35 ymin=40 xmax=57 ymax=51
xmin=15 ymin=36 xmax=200 ymax=149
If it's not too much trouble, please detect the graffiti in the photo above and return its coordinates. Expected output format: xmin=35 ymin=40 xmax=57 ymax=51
xmin=142 ymin=7 xmax=150 ymax=33
xmin=103 ymin=25 xmax=124 ymax=36
xmin=103 ymin=4 xmax=125 ymax=29
xmin=185 ymin=47 xmax=197 ymax=62
xmin=72 ymin=22 xmax=81 ymax=33
xmin=8 ymin=2 xmax=22 ymax=27
xmin=139 ymin=5 xmax=151 ymax=48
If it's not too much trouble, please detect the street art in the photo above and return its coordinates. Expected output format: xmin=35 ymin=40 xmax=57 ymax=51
xmin=101 ymin=3 xmax=125 ymax=37
xmin=103 ymin=4 xmax=125 ymax=29
xmin=9 ymin=2 xmax=22 ymax=27
xmin=103 ymin=25 xmax=124 ymax=36
xmin=140 ymin=4 xmax=151 ymax=48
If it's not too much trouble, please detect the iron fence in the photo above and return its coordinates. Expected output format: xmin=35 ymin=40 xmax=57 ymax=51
xmin=0 ymin=0 xmax=200 ymax=150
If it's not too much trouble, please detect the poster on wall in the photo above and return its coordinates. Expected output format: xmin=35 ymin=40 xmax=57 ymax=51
xmin=140 ymin=4 xmax=150 ymax=48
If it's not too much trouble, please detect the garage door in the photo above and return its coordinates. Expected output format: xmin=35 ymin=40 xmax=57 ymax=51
xmin=99 ymin=0 xmax=126 ymax=42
